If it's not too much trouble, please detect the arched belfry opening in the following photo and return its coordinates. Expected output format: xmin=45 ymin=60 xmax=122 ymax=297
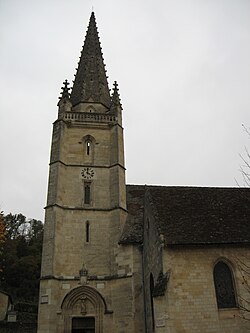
xmin=61 ymin=286 xmax=108 ymax=333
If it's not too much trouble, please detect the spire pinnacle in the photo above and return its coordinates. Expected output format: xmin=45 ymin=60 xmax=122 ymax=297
xmin=59 ymin=79 xmax=71 ymax=100
xmin=57 ymin=79 xmax=72 ymax=112
xmin=70 ymin=12 xmax=111 ymax=108
xmin=110 ymin=81 xmax=122 ymax=110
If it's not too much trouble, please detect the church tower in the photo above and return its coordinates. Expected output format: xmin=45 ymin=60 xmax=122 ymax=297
xmin=38 ymin=13 xmax=143 ymax=333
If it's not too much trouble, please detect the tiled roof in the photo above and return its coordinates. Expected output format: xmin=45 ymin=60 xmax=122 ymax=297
xmin=120 ymin=185 xmax=250 ymax=246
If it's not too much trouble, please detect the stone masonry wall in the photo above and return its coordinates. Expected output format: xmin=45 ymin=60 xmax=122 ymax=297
xmin=38 ymin=272 xmax=143 ymax=333
xmin=153 ymin=246 xmax=250 ymax=333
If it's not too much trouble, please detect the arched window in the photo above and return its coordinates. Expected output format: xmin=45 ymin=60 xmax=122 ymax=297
xmin=213 ymin=261 xmax=237 ymax=309
xmin=81 ymin=135 xmax=96 ymax=161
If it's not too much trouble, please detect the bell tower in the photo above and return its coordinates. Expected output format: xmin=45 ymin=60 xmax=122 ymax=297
xmin=37 ymin=13 xmax=140 ymax=333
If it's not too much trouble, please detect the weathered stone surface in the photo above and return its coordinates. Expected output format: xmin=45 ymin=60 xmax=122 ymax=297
xmin=38 ymin=11 xmax=250 ymax=333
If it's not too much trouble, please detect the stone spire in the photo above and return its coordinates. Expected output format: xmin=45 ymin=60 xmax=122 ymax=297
xmin=70 ymin=12 xmax=111 ymax=108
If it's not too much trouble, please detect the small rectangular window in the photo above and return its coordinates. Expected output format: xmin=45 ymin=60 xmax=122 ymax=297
xmin=84 ymin=183 xmax=91 ymax=204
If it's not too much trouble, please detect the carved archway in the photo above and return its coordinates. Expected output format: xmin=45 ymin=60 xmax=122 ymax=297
xmin=61 ymin=286 xmax=107 ymax=333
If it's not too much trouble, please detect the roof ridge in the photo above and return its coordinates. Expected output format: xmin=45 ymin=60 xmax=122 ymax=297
xmin=126 ymin=184 xmax=250 ymax=190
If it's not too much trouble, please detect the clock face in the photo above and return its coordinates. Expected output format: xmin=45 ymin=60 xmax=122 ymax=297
xmin=81 ymin=167 xmax=95 ymax=180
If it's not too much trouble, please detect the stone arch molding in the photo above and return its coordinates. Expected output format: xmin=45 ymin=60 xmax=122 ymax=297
xmin=61 ymin=285 xmax=109 ymax=333
xmin=81 ymin=134 xmax=96 ymax=144
xmin=213 ymin=256 xmax=235 ymax=271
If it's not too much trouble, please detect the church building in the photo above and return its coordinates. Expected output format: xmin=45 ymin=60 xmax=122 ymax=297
xmin=38 ymin=12 xmax=250 ymax=333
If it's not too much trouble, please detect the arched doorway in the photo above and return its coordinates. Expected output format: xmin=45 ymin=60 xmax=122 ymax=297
xmin=61 ymin=286 xmax=108 ymax=333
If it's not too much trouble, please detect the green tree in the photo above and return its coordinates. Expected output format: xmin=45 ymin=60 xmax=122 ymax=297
xmin=0 ymin=213 xmax=43 ymax=302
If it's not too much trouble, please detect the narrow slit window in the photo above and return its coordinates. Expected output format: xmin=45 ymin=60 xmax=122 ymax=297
xmin=86 ymin=141 xmax=91 ymax=155
xmin=84 ymin=184 xmax=91 ymax=204
xmin=86 ymin=221 xmax=90 ymax=243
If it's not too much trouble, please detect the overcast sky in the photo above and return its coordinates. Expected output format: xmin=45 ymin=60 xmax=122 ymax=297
xmin=1 ymin=0 xmax=250 ymax=220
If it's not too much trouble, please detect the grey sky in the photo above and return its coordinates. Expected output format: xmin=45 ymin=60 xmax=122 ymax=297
xmin=1 ymin=0 xmax=250 ymax=220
